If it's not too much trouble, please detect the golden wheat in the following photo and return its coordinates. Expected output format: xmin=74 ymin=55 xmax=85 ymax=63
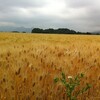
xmin=0 ymin=32 xmax=100 ymax=100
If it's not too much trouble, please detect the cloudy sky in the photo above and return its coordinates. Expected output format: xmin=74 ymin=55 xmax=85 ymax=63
xmin=0 ymin=0 xmax=100 ymax=32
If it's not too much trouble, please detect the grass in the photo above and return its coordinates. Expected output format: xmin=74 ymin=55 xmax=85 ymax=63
xmin=0 ymin=32 xmax=100 ymax=100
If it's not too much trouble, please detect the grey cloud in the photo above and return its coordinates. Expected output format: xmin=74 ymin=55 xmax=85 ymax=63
xmin=66 ymin=0 xmax=94 ymax=8
xmin=0 ymin=0 xmax=46 ymax=8
xmin=0 ymin=0 xmax=100 ymax=32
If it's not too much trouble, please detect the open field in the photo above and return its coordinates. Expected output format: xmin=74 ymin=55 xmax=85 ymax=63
xmin=0 ymin=32 xmax=100 ymax=100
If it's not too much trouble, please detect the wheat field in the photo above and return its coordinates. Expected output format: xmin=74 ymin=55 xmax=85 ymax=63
xmin=0 ymin=32 xmax=100 ymax=100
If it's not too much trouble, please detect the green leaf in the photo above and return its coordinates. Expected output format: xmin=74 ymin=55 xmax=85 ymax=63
xmin=86 ymin=83 xmax=92 ymax=88
xmin=61 ymin=72 xmax=66 ymax=80
xmin=80 ymin=73 xmax=84 ymax=78
xmin=54 ymin=77 xmax=59 ymax=83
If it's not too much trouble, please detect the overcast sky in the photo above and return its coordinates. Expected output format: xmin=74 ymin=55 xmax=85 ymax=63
xmin=0 ymin=0 xmax=100 ymax=32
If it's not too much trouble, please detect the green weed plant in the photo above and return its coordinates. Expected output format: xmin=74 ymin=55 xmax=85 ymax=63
xmin=54 ymin=72 xmax=92 ymax=100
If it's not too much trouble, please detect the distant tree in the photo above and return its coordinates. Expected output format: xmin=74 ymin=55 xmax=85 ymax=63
xmin=86 ymin=32 xmax=92 ymax=35
xmin=32 ymin=28 xmax=43 ymax=33
xmin=22 ymin=31 xmax=26 ymax=33
xmin=44 ymin=28 xmax=55 ymax=33
xmin=31 ymin=28 xmax=99 ymax=35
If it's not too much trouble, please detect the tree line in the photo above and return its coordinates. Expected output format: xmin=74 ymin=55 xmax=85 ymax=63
xmin=31 ymin=28 xmax=99 ymax=35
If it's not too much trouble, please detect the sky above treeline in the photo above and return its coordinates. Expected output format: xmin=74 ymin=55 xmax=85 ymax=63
xmin=0 ymin=0 xmax=100 ymax=32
